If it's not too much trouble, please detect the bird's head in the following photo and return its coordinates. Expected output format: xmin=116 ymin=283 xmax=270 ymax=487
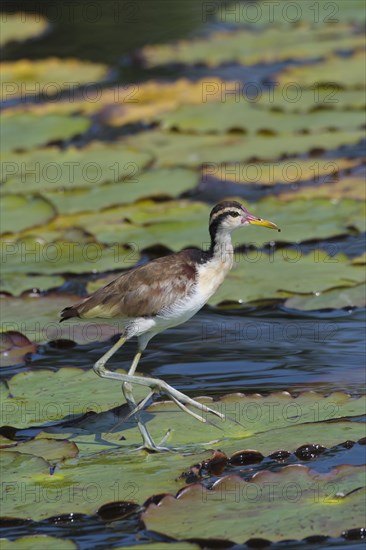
xmin=209 ymin=200 xmax=280 ymax=237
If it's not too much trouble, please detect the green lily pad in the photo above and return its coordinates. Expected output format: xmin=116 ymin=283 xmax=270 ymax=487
xmin=38 ymin=199 xmax=208 ymax=249
xmin=2 ymin=364 xmax=364 ymax=445
xmin=0 ymin=438 xmax=79 ymax=462
xmin=0 ymin=58 xmax=109 ymax=102
xmin=59 ymin=196 xmax=365 ymax=251
xmin=256 ymin=88 xmax=366 ymax=112
xmin=1 ymin=112 xmax=90 ymax=153
xmin=1 ymin=143 xmax=152 ymax=192
xmin=1 ymin=236 xmax=139 ymax=275
xmin=0 ymin=274 xmax=64 ymax=296
xmin=0 ymin=367 xmax=149 ymax=429
xmin=285 ymin=282 xmax=366 ymax=310
xmin=142 ymin=465 xmax=366 ymax=542
xmin=1 ymin=376 xmax=364 ymax=519
xmin=0 ymin=13 xmax=48 ymax=47
xmin=210 ymin=250 xmax=365 ymax=306
xmin=0 ymin=195 xmax=56 ymax=234
xmin=122 ymin=128 xmax=365 ymax=167
xmin=0 ymin=536 xmax=77 ymax=550
xmin=239 ymin=196 xmax=366 ymax=242
xmin=140 ymin=25 xmax=364 ymax=68
xmin=121 ymin=545 xmax=200 ymax=550
xmin=158 ymin=100 xmax=362 ymax=134
xmin=216 ymin=0 xmax=366 ymax=27
xmin=352 ymin=252 xmax=366 ymax=265
xmin=278 ymin=175 xmax=366 ymax=201
xmin=202 ymin=158 xmax=360 ymax=186
xmin=277 ymin=51 xmax=366 ymax=89
xmin=42 ymin=168 xmax=199 ymax=214
xmin=4 ymin=77 xmax=226 ymax=122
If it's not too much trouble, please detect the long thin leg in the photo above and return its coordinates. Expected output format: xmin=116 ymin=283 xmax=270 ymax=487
xmin=93 ymin=337 xmax=227 ymax=451
xmin=94 ymin=337 xmax=164 ymax=451
xmin=121 ymin=351 xmax=164 ymax=451
xmin=94 ymin=357 xmax=225 ymax=420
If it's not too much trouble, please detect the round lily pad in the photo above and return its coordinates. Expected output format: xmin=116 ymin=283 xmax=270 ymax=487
xmin=158 ymin=100 xmax=362 ymax=134
xmin=0 ymin=195 xmax=56 ymax=234
xmin=1 ymin=112 xmax=90 ymax=153
xmin=0 ymin=13 xmax=48 ymax=47
xmin=215 ymin=0 xmax=366 ymax=27
xmin=142 ymin=465 xmax=366 ymax=542
xmin=122 ymin=128 xmax=365 ymax=167
xmin=0 ymin=58 xmax=109 ymax=102
xmin=1 ymin=142 xmax=153 ymax=192
xmin=140 ymin=26 xmax=364 ymax=68
xmin=0 ymin=536 xmax=77 ymax=550
xmin=277 ymin=51 xmax=366 ymax=89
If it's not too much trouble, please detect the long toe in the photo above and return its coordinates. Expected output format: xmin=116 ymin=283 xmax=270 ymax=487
xmin=156 ymin=381 xmax=226 ymax=421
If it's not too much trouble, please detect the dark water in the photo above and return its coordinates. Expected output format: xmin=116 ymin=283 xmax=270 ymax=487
xmin=2 ymin=1 xmax=366 ymax=548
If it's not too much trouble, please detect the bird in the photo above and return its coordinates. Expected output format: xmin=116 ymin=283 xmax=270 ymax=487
xmin=60 ymin=200 xmax=279 ymax=451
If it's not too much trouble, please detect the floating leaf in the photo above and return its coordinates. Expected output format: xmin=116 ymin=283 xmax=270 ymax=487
xmin=0 ymin=438 xmax=78 ymax=462
xmin=0 ymin=13 xmax=48 ymax=47
xmin=4 ymin=78 xmax=229 ymax=122
xmin=1 ymin=143 xmax=153 ymax=192
xmin=122 ymin=128 xmax=365 ymax=167
xmin=216 ymin=0 xmax=366 ymax=27
xmin=210 ymin=250 xmax=365 ymax=306
xmin=0 ymin=294 xmax=130 ymax=343
xmin=58 ymin=195 xmax=366 ymax=250
xmin=142 ymin=465 xmax=366 ymax=542
xmin=116 ymin=544 xmax=200 ymax=550
xmin=140 ymin=26 xmax=364 ymax=68
xmin=256 ymin=88 xmax=366 ymax=112
xmin=1 ymin=378 xmax=364 ymax=519
xmin=278 ymin=175 xmax=366 ymax=201
xmin=0 ymin=195 xmax=56 ymax=234
xmin=202 ymin=158 xmax=360 ymax=186
xmin=42 ymin=168 xmax=199 ymax=214
xmin=285 ymin=283 xmax=366 ymax=310
xmin=0 ymin=367 xmax=148 ymax=429
xmin=2 ymin=364 xmax=364 ymax=448
xmin=1 ymin=112 xmax=90 ymax=153
xmin=158 ymin=100 xmax=362 ymax=134
xmin=0 ymin=58 xmax=109 ymax=102
xmin=1 ymin=236 xmax=138 ymax=275
xmin=0 ymin=535 xmax=77 ymax=549
xmin=100 ymin=78 xmax=231 ymax=127
xmin=237 ymin=196 xmax=366 ymax=242
xmin=352 ymin=252 xmax=366 ymax=265
xmin=277 ymin=51 xmax=366 ymax=89
xmin=0 ymin=274 xmax=64 ymax=296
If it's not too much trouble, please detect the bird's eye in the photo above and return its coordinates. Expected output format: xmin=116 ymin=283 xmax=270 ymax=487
xmin=230 ymin=212 xmax=240 ymax=218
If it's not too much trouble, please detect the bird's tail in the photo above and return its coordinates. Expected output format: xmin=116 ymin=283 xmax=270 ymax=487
xmin=59 ymin=306 xmax=80 ymax=323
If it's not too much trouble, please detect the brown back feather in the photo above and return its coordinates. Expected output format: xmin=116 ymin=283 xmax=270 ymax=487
xmin=60 ymin=249 xmax=206 ymax=321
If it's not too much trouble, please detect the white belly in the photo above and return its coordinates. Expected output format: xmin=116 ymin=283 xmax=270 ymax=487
xmin=148 ymin=254 xmax=232 ymax=334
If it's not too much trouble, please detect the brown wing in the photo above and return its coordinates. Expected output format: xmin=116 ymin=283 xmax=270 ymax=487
xmin=60 ymin=249 xmax=204 ymax=321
